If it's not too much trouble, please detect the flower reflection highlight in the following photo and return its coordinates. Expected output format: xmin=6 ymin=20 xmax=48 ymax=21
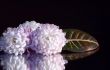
xmin=0 ymin=54 xmax=28 ymax=70
xmin=27 ymin=54 xmax=67 ymax=70
xmin=0 ymin=54 xmax=67 ymax=70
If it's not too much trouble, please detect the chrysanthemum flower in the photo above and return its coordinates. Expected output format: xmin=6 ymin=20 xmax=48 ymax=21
xmin=2 ymin=27 xmax=29 ymax=55
xmin=30 ymin=24 xmax=67 ymax=55
xmin=18 ymin=21 xmax=40 ymax=36
xmin=18 ymin=21 xmax=41 ymax=47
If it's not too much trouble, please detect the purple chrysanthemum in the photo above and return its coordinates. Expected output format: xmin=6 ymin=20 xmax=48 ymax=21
xmin=18 ymin=21 xmax=40 ymax=36
xmin=1 ymin=27 xmax=29 ymax=55
xmin=30 ymin=24 xmax=67 ymax=55
xmin=18 ymin=21 xmax=41 ymax=47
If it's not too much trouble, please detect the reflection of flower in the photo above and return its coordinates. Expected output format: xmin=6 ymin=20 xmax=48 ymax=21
xmin=0 ymin=54 xmax=28 ymax=70
xmin=27 ymin=54 xmax=67 ymax=70
xmin=0 ymin=54 xmax=67 ymax=70
xmin=30 ymin=24 xmax=67 ymax=55
xmin=2 ymin=27 xmax=28 ymax=55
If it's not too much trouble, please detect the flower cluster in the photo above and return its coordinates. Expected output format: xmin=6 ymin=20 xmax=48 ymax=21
xmin=0 ymin=21 xmax=67 ymax=55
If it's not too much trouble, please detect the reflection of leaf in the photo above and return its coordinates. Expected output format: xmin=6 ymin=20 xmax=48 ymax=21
xmin=62 ymin=48 xmax=99 ymax=61
xmin=63 ymin=29 xmax=99 ymax=52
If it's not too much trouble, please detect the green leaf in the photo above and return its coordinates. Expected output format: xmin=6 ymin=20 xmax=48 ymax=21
xmin=63 ymin=29 xmax=99 ymax=52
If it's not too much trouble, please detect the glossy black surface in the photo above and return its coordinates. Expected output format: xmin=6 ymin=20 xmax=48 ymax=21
xmin=0 ymin=48 xmax=99 ymax=70
xmin=0 ymin=0 xmax=108 ymax=70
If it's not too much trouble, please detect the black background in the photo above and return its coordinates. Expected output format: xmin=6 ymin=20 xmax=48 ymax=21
xmin=0 ymin=0 xmax=109 ymax=70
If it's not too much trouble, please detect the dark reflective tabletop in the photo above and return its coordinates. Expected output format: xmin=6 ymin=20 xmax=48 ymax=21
xmin=0 ymin=48 xmax=99 ymax=70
